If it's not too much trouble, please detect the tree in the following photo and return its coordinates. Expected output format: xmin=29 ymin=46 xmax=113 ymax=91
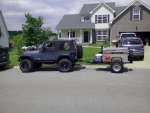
xmin=22 ymin=14 xmax=52 ymax=46
xmin=11 ymin=34 xmax=24 ymax=54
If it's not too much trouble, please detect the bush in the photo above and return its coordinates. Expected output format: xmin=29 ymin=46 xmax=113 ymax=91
xmin=11 ymin=35 xmax=24 ymax=55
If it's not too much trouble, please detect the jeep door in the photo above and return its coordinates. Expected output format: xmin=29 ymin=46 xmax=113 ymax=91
xmin=41 ymin=42 xmax=57 ymax=62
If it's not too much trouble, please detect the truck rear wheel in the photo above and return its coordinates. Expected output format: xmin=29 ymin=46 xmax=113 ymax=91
xmin=110 ymin=61 xmax=123 ymax=73
xmin=20 ymin=59 xmax=34 ymax=72
xmin=58 ymin=58 xmax=72 ymax=72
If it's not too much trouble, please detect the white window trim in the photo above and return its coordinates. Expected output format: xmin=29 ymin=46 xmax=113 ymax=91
xmin=97 ymin=30 xmax=108 ymax=41
xmin=97 ymin=15 xmax=108 ymax=23
xmin=133 ymin=9 xmax=140 ymax=20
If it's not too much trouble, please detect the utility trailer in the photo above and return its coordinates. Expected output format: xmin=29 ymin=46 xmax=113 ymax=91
xmin=95 ymin=47 xmax=133 ymax=73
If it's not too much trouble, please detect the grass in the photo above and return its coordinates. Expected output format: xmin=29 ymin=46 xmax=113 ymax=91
xmin=88 ymin=42 xmax=110 ymax=47
xmin=79 ymin=47 xmax=101 ymax=64
xmin=9 ymin=47 xmax=103 ymax=66
xmin=9 ymin=50 xmax=19 ymax=66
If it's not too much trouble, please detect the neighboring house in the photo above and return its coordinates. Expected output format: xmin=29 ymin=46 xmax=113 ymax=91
xmin=110 ymin=0 xmax=150 ymax=45
xmin=0 ymin=10 xmax=9 ymax=48
xmin=56 ymin=0 xmax=150 ymax=45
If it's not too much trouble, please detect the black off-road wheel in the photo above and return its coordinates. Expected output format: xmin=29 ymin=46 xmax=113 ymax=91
xmin=0 ymin=65 xmax=5 ymax=70
xmin=110 ymin=61 xmax=123 ymax=73
xmin=58 ymin=58 xmax=72 ymax=72
xmin=20 ymin=59 xmax=34 ymax=72
xmin=77 ymin=45 xmax=83 ymax=59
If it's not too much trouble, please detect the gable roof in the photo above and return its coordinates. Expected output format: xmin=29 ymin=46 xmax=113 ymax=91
xmin=79 ymin=2 xmax=126 ymax=16
xmin=56 ymin=14 xmax=95 ymax=30
xmin=111 ymin=0 xmax=150 ymax=23
xmin=90 ymin=2 xmax=116 ymax=14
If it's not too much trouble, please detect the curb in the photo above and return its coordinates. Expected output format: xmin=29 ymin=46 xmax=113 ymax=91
xmin=14 ymin=65 xmax=150 ymax=69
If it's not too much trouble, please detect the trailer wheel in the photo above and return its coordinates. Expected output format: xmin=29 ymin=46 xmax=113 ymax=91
xmin=110 ymin=61 xmax=123 ymax=73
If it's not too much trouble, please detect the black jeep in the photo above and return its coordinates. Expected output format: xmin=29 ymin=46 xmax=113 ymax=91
xmin=18 ymin=40 xmax=83 ymax=72
xmin=0 ymin=46 xmax=9 ymax=69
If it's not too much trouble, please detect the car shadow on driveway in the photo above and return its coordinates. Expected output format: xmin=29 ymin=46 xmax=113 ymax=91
xmin=0 ymin=65 xmax=14 ymax=72
xmin=35 ymin=64 xmax=85 ymax=72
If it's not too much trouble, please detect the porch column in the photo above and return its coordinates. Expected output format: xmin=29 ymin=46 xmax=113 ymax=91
xmin=90 ymin=29 xmax=92 ymax=43
xmin=57 ymin=30 xmax=60 ymax=39
xmin=80 ymin=29 xmax=82 ymax=43
xmin=69 ymin=29 xmax=71 ymax=40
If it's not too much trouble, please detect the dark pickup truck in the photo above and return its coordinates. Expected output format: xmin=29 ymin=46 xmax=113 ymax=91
xmin=18 ymin=40 xmax=83 ymax=72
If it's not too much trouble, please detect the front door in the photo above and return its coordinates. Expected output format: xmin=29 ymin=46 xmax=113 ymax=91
xmin=84 ymin=31 xmax=89 ymax=43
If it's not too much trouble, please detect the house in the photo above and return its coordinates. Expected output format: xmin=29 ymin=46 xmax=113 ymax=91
xmin=0 ymin=10 xmax=9 ymax=48
xmin=56 ymin=0 xmax=150 ymax=45
xmin=110 ymin=0 xmax=150 ymax=45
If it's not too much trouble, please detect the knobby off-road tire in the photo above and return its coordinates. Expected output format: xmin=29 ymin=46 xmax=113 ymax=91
xmin=58 ymin=58 xmax=73 ymax=72
xmin=77 ymin=45 xmax=83 ymax=59
xmin=20 ymin=59 xmax=34 ymax=73
xmin=110 ymin=61 xmax=123 ymax=73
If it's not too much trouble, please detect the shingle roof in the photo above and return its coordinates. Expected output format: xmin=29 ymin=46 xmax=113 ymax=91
xmin=56 ymin=14 xmax=95 ymax=30
xmin=114 ymin=6 xmax=127 ymax=16
xmin=79 ymin=2 xmax=126 ymax=16
xmin=56 ymin=2 xmax=127 ymax=30
xmin=79 ymin=3 xmax=99 ymax=15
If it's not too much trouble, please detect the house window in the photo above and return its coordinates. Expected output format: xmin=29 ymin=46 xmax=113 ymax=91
xmin=68 ymin=31 xmax=75 ymax=38
xmin=84 ymin=16 xmax=90 ymax=22
xmin=97 ymin=30 xmax=108 ymax=41
xmin=97 ymin=15 xmax=108 ymax=23
xmin=133 ymin=9 xmax=140 ymax=20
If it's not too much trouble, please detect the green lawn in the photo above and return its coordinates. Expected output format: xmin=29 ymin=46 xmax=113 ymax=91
xmin=9 ymin=47 xmax=101 ymax=66
xmin=79 ymin=47 xmax=100 ymax=64
xmin=9 ymin=50 xmax=19 ymax=66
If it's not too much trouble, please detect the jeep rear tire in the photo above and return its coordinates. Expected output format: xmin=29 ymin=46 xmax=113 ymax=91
xmin=77 ymin=45 xmax=83 ymax=59
xmin=58 ymin=58 xmax=72 ymax=72
xmin=110 ymin=61 xmax=123 ymax=73
xmin=20 ymin=59 xmax=34 ymax=72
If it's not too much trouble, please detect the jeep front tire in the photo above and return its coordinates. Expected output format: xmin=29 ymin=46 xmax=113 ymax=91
xmin=58 ymin=58 xmax=72 ymax=72
xmin=20 ymin=59 xmax=34 ymax=72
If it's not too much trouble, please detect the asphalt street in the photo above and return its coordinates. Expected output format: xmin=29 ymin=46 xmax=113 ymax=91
xmin=0 ymin=67 xmax=150 ymax=113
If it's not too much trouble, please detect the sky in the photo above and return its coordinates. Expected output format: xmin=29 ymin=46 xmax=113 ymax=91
xmin=0 ymin=0 xmax=150 ymax=32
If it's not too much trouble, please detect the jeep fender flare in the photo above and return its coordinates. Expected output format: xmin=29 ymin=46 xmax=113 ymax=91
xmin=57 ymin=56 xmax=72 ymax=63
xmin=19 ymin=56 xmax=34 ymax=62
